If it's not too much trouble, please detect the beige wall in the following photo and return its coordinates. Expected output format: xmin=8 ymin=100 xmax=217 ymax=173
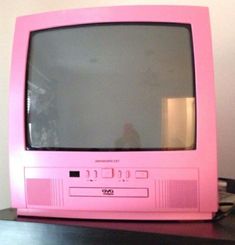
xmin=1 ymin=0 xmax=235 ymax=209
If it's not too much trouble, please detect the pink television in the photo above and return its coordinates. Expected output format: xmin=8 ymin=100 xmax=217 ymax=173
xmin=9 ymin=5 xmax=217 ymax=220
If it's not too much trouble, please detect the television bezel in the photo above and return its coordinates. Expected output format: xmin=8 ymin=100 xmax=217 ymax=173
xmin=9 ymin=5 xmax=217 ymax=213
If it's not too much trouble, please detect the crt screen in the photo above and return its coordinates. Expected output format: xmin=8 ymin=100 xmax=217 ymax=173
xmin=26 ymin=23 xmax=195 ymax=150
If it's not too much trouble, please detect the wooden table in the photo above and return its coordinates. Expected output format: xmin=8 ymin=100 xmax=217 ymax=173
xmin=0 ymin=208 xmax=235 ymax=244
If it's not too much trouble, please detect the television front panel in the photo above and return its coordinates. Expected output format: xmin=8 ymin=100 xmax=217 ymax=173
xmin=9 ymin=5 xmax=217 ymax=220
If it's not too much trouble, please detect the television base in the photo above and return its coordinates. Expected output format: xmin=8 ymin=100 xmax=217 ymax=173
xmin=17 ymin=208 xmax=214 ymax=221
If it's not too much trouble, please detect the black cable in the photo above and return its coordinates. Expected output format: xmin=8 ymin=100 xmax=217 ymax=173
xmin=213 ymin=202 xmax=235 ymax=222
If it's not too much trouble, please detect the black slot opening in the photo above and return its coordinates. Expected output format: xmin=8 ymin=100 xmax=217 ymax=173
xmin=69 ymin=171 xmax=80 ymax=177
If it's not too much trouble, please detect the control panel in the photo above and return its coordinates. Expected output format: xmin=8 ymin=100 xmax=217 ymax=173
xmin=25 ymin=167 xmax=199 ymax=212
xmin=69 ymin=168 xmax=149 ymax=182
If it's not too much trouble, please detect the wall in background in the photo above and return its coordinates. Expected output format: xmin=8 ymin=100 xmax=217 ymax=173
xmin=0 ymin=0 xmax=235 ymax=209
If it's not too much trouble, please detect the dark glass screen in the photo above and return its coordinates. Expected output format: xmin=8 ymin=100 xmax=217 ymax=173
xmin=26 ymin=23 xmax=195 ymax=150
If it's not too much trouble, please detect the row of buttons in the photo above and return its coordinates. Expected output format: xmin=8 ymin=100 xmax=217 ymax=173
xmin=85 ymin=169 xmax=148 ymax=179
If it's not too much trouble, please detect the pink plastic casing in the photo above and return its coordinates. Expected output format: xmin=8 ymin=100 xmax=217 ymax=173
xmin=9 ymin=5 xmax=217 ymax=220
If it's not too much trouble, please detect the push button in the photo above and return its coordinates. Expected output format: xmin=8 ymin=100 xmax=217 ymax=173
xmin=126 ymin=170 xmax=130 ymax=178
xmin=135 ymin=170 xmax=148 ymax=179
xmin=91 ymin=170 xmax=98 ymax=179
xmin=102 ymin=168 xmax=113 ymax=178
xmin=85 ymin=170 xmax=90 ymax=178
xmin=117 ymin=170 xmax=122 ymax=178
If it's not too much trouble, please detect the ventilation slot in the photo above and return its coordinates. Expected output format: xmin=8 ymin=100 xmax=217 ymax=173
xmin=156 ymin=179 xmax=198 ymax=209
xmin=26 ymin=179 xmax=64 ymax=207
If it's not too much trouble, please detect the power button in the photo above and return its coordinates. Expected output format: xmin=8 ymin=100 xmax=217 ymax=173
xmin=135 ymin=170 xmax=148 ymax=179
xmin=102 ymin=168 xmax=113 ymax=178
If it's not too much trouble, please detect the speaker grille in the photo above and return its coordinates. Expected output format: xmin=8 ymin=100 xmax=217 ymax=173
xmin=156 ymin=179 xmax=198 ymax=209
xmin=26 ymin=179 xmax=64 ymax=207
